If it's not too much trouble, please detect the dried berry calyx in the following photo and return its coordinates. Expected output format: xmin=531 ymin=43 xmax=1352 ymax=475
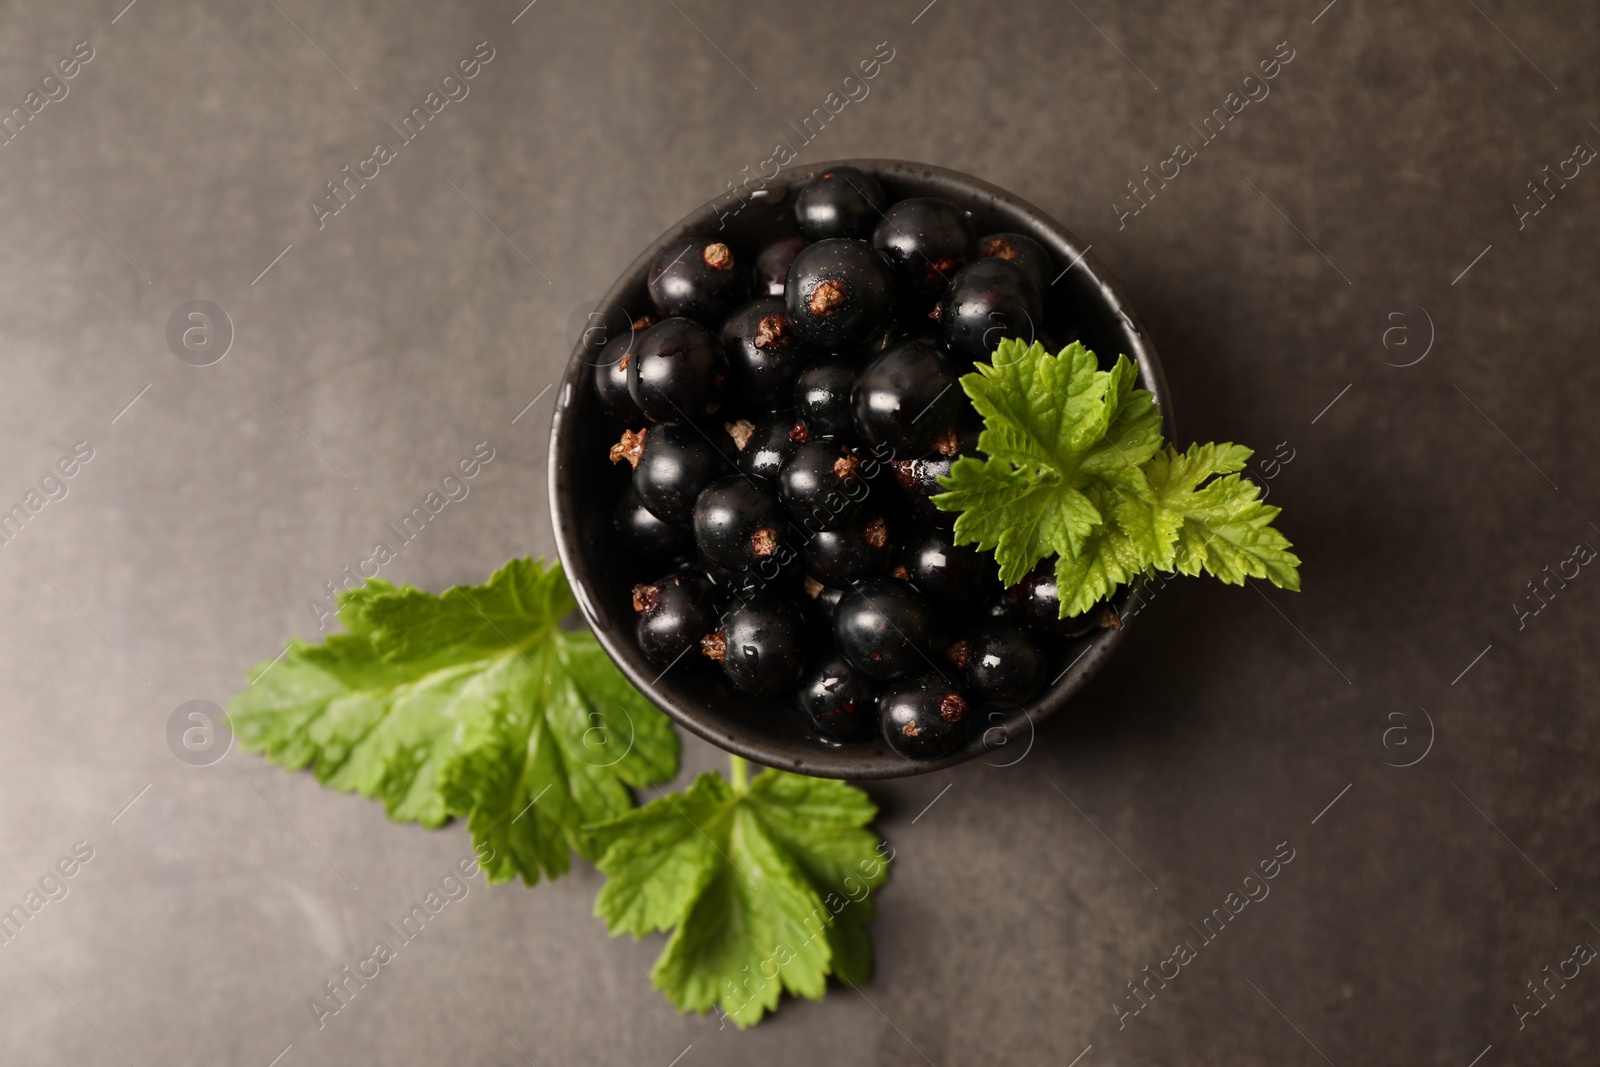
xmin=754 ymin=313 xmax=791 ymax=348
xmin=725 ymin=419 xmax=755 ymax=451
xmin=610 ymin=428 xmax=646 ymax=469
xmin=808 ymin=278 xmax=846 ymax=316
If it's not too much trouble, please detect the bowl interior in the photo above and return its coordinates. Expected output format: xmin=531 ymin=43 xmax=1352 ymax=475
xmin=549 ymin=159 xmax=1172 ymax=780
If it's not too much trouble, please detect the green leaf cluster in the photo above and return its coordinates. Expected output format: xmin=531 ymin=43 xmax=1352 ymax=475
xmin=932 ymin=340 xmax=1300 ymax=616
xmin=588 ymin=765 xmax=890 ymax=1028
xmin=229 ymin=558 xmax=679 ymax=885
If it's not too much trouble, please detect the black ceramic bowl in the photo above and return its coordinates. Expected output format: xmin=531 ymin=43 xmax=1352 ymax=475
xmin=550 ymin=160 xmax=1172 ymax=780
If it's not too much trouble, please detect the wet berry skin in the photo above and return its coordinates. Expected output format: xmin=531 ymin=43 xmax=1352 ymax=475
xmin=852 ymin=340 xmax=962 ymax=453
xmin=727 ymin=413 xmax=805 ymax=481
xmin=593 ymin=329 xmax=647 ymax=423
xmin=628 ymin=317 xmax=728 ymax=422
xmin=804 ymin=512 xmax=895 ymax=587
xmin=633 ymin=573 xmax=717 ymax=667
xmin=879 ymin=671 xmax=970 ymax=759
xmin=794 ymin=651 xmax=878 ymax=741
xmin=1016 ymin=560 xmax=1123 ymax=637
xmin=615 ymin=485 xmax=694 ymax=562
xmin=793 ymin=360 xmax=859 ymax=440
xmin=890 ymin=453 xmax=959 ymax=528
xmin=953 ymin=621 xmax=1046 ymax=705
xmin=721 ymin=298 xmax=806 ymax=410
xmin=942 ymin=257 xmax=1044 ymax=365
xmin=714 ymin=595 xmax=808 ymax=695
xmin=755 ymin=234 xmax=807 ymax=297
xmin=647 ymin=238 xmax=748 ymax=323
xmin=778 ymin=439 xmax=864 ymax=528
xmin=793 ymin=167 xmax=888 ymax=242
xmin=614 ymin=423 xmax=728 ymax=526
xmin=784 ymin=238 xmax=895 ymax=351
xmin=871 ymin=197 xmax=976 ymax=306
xmin=693 ymin=475 xmax=787 ymax=571
xmin=902 ymin=530 xmax=997 ymax=605
xmin=979 ymin=232 xmax=1053 ymax=292
xmin=833 ymin=577 xmax=932 ymax=679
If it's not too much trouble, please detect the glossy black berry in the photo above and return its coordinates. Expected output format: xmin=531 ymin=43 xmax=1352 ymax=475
xmin=833 ymin=577 xmax=931 ymax=679
xmin=593 ymin=328 xmax=648 ymax=423
xmin=720 ymin=298 xmax=806 ymax=410
xmin=871 ymin=197 xmax=976 ymax=305
xmin=794 ymin=167 xmax=888 ymax=241
xmin=707 ymin=595 xmax=807 ymax=695
xmin=889 ymin=452 xmax=962 ymax=528
xmin=942 ymin=257 xmax=1044 ymax=365
xmin=947 ymin=621 xmax=1045 ymax=705
xmin=755 ymin=234 xmax=807 ymax=297
xmin=629 ymin=317 xmax=728 ymax=422
xmin=880 ymin=671 xmax=970 ymax=760
xmin=794 ymin=651 xmax=878 ymax=741
xmin=632 ymin=573 xmax=717 ymax=667
xmin=778 ymin=439 xmax=864 ymax=527
xmin=804 ymin=512 xmax=895 ymax=587
xmin=793 ymin=360 xmax=858 ymax=440
xmin=725 ymin=414 xmax=805 ymax=480
xmin=693 ymin=475 xmax=786 ymax=570
xmin=979 ymin=232 xmax=1053 ymax=292
xmin=901 ymin=530 xmax=997 ymax=606
xmin=1016 ymin=561 xmax=1125 ymax=637
xmin=613 ymin=424 xmax=728 ymax=525
xmin=784 ymin=238 xmax=894 ymax=351
xmin=648 ymin=238 xmax=748 ymax=323
xmin=614 ymin=485 xmax=694 ymax=562
xmin=852 ymin=340 xmax=962 ymax=453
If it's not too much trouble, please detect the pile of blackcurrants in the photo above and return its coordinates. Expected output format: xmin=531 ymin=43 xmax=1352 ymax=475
xmin=597 ymin=167 xmax=1121 ymax=761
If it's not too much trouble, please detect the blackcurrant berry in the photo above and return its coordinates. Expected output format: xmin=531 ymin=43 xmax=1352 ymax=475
xmin=889 ymin=453 xmax=962 ymax=528
xmin=942 ymin=257 xmax=1044 ymax=365
xmin=793 ymin=167 xmax=888 ymax=242
xmin=632 ymin=573 xmax=717 ymax=667
xmin=648 ymin=238 xmax=748 ymax=323
xmin=979 ymin=232 xmax=1053 ymax=292
xmin=726 ymin=413 xmax=805 ymax=481
xmin=794 ymin=651 xmax=878 ymax=741
xmin=706 ymin=594 xmax=807 ymax=695
xmin=833 ymin=577 xmax=932 ymax=679
xmin=612 ymin=424 xmax=728 ymax=525
xmin=793 ymin=359 xmax=858 ymax=440
xmin=755 ymin=234 xmax=807 ymax=297
xmin=879 ymin=671 xmax=970 ymax=760
xmin=947 ymin=621 xmax=1046 ymax=705
xmin=720 ymin=298 xmax=806 ymax=410
xmin=629 ymin=317 xmax=728 ymax=422
xmin=871 ymin=197 xmax=976 ymax=306
xmin=693 ymin=475 xmax=787 ymax=570
xmin=614 ymin=484 xmax=694 ymax=563
xmin=593 ymin=328 xmax=648 ymax=423
xmin=901 ymin=530 xmax=997 ymax=606
xmin=778 ymin=439 xmax=864 ymax=527
xmin=1016 ymin=561 xmax=1125 ymax=637
xmin=852 ymin=340 xmax=962 ymax=453
xmin=784 ymin=238 xmax=895 ymax=351
xmin=804 ymin=512 xmax=895 ymax=587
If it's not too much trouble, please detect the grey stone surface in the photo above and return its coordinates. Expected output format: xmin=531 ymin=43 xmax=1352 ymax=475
xmin=0 ymin=0 xmax=1596 ymax=1063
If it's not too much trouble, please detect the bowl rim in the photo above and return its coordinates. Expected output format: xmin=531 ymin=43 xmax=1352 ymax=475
xmin=549 ymin=158 xmax=1173 ymax=780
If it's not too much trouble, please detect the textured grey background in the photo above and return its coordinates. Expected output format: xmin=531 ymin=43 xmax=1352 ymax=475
xmin=1 ymin=0 xmax=1596 ymax=1064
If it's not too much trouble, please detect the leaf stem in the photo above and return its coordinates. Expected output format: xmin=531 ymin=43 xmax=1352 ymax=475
xmin=729 ymin=754 xmax=748 ymax=792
